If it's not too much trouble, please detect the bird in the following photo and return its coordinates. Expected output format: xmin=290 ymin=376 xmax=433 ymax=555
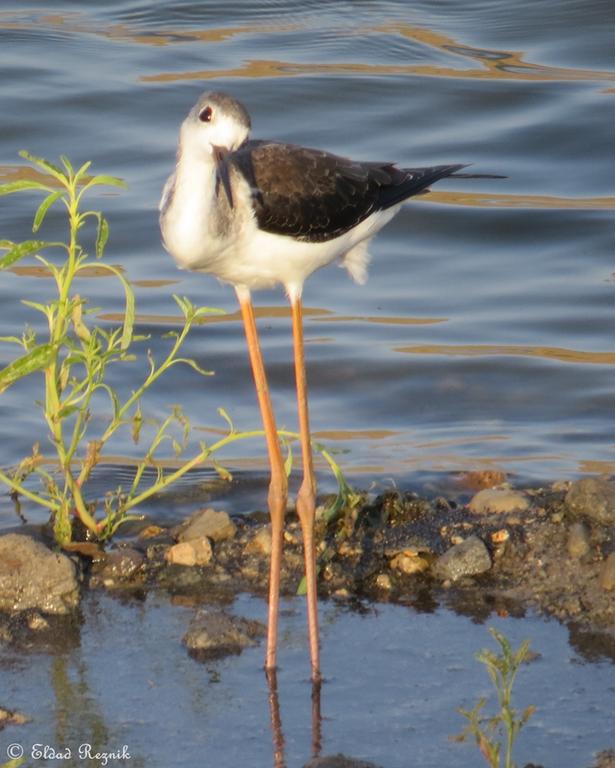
xmin=159 ymin=91 xmax=501 ymax=683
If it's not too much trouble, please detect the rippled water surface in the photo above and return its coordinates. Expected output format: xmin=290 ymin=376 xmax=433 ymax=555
xmin=1 ymin=1 xmax=615 ymax=765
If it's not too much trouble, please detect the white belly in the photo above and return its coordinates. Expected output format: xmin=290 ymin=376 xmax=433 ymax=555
xmin=161 ymin=158 xmax=400 ymax=294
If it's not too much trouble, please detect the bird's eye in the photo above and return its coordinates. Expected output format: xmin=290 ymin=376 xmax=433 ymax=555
xmin=199 ymin=106 xmax=213 ymax=123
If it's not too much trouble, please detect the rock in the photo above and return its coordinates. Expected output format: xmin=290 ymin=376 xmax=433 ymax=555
xmin=165 ymin=538 xmax=213 ymax=567
xmin=27 ymin=612 xmax=50 ymax=631
xmin=183 ymin=610 xmax=266 ymax=658
xmin=434 ymin=535 xmax=491 ymax=582
xmin=599 ymin=552 xmax=615 ymax=591
xmin=389 ymin=551 xmax=430 ymax=575
xmin=565 ymin=477 xmax=615 ymax=525
xmin=304 ymin=755 xmax=383 ymax=768
xmin=96 ymin=548 xmax=144 ymax=585
xmin=0 ymin=534 xmax=79 ymax=614
xmin=567 ymin=522 xmax=591 ymax=559
xmin=591 ymin=750 xmax=615 ymax=768
xmin=468 ymin=489 xmax=529 ymax=515
xmin=0 ymin=705 xmax=29 ymax=729
xmin=374 ymin=573 xmax=392 ymax=590
xmin=174 ymin=508 xmax=236 ymax=543
xmin=244 ymin=526 xmax=272 ymax=556
xmin=457 ymin=470 xmax=507 ymax=490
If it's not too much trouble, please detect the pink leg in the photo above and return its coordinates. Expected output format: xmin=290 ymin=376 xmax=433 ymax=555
xmin=290 ymin=292 xmax=321 ymax=682
xmin=237 ymin=287 xmax=288 ymax=673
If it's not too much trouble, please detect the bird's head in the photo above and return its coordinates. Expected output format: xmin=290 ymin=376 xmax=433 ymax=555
xmin=180 ymin=91 xmax=251 ymax=158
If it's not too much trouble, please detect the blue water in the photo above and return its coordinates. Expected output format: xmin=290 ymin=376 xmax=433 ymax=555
xmin=1 ymin=2 xmax=615 ymax=765
xmin=2 ymin=592 xmax=614 ymax=768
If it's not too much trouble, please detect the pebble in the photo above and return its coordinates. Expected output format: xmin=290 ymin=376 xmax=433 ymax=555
xmin=434 ymin=535 xmax=492 ymax=582
xmin=599 ymin=552 xmax=615 ymax=591
xmin=0 ymin=534 xmax=79 ymax=614
xmin=183 ymin=609 xmax=266 ymax=657
xmin=174 ymin=508 xmax=236 ymax=543
xmin=244 ymin=527 xmax=272 ymax=556
xmin=96 ymin=548 xmax=145 ymax=583
xmin=27 ymin=612 xmax=50 ymax=631
xmin=389 ymin=551 xmax=429 ymax=575
xmin=565 ymin=477 xmax=615 ymax=526
xmin=0 ymin=705 xmax=29 ymax=727
xmin=374 ymin=573 xmax=392 ymax=591
xmin=468 ymin=489 xmax=529 ymax=515
xmin=567 ymin=522 xmax=591 ymax=559
xmin=165 ymin=538 xmax=213 ymax=567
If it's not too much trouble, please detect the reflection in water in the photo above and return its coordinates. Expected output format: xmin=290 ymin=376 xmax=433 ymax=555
xmin=396 ymin=342 xmax=615 ymax=365
xmin=266 ymin=669 xmax=323 ymax=768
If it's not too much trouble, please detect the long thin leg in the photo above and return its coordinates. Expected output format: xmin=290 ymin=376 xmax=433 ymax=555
xmin=236 ymin=285 xmax=288 ymax=673
xmin=290 ymin=291 xmax=321 ymax=682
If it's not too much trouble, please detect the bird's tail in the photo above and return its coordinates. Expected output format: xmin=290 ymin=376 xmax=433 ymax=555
xmin=450 ymin=169 xmax=506 ymax=179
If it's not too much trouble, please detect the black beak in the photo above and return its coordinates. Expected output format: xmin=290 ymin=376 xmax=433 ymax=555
xmin=213 ymin=145 xmax=234 ymax=209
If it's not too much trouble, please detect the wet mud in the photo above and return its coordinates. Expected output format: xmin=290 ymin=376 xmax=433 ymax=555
xmin=2 ymin=476 xmax=615 ymax=665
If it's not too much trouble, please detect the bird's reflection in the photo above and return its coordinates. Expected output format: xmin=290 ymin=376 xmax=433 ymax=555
xmin=266 ymin=669 xmax=322 ymax=768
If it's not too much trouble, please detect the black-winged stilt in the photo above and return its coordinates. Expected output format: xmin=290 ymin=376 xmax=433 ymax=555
xmin=160 ymin=91 xmax=500 ymax=683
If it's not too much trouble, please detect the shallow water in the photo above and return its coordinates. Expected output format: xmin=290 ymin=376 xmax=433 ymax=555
xmin=2 ymin=1 xmax=615 ymax=500
xmin=3 ymin=592 xmax=615 ymax=768
xmin=1 ymin=1 xmax=615 ymax=765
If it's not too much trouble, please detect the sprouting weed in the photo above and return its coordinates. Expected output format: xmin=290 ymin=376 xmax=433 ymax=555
xmin=453 ymin=627 xmax=536 ymax=768
xmin=0 ymin=152 xmax=352 ymax=546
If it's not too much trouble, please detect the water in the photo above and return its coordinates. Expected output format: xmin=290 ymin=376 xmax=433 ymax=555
xmin=1 ymin=1 xmax=615 ymax=765
xmin=2 ymin=592 xmax=615 ymax=768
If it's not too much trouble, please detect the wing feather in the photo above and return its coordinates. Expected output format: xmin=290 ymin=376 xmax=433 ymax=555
xmin=230 ymin=141 xmax=465 ymax=243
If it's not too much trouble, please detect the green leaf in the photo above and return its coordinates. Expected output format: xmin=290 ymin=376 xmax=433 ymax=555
xmin=33 ymin=190 xmax=64 ymax=232
xmin=84 ymin=174 xmax=127 ymax=190
xmin=171 ymin=357 xmax=214 ymax=377
xmin=21 ymin=299 xmax=52 ymax=317
xmin=19 ymin=150 xmax=67 ymax=184
xmin=296 ymin=575 xmax=307 ymax=596
xmin=0 ymin=179 xmax=52 ymax=196
xmin=0 ymin=335 xmax=24 ymax=345
xmin=60 ymin=154 xmax=74 ymax=176
xmin=213 ymin=460 xmax=232 ymax=481
xmin=0 ymin=239 xmax=49 ymax=270
xmin=217 ymin=407 xmax=235 ymax=434
xmin=283 ymin=440 xmax=293 ymax=477
xmin=77 ymin=262 xmax=134 ymax=350
xmin=74 ymin=160 xmax=92 ymax=183
xmin=95 ymin=213 xmax=109 ymax=258
xmin=0 ymin=342 xmax=54 ymax=393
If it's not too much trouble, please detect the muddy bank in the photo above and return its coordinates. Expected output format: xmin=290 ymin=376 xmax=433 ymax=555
xmin=2 ymin=475 xmax=615 ymax=662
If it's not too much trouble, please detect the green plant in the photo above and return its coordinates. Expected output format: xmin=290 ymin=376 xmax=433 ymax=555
xmin=454 ymin=627 xmax=536 ymax=768
xmin=0 ymin=151 xmax=355 ymax=546
xmin=0 ymin=153 xmax=243 ymax=543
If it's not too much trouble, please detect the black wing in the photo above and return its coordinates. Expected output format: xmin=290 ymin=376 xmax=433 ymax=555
xmin=230 ymin=140 xmax=468 ymax=243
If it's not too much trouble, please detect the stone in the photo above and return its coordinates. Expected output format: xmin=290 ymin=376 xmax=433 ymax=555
xmin=183 ymin=610 xmax=266 ymax=658
xmin=97 ymin=548 xmax=144 ymax=583
xmin=389 ymin=551 xmax=430 ymax=575
xmin=599 ymin=552 xmax=615 ymax=591
xmin=565 ymin=477 xmax=615 ymax=526
xmin=165 ymin=538 xmax=213 ymax=567
xmin=174 ymin=508 xmax=236 ymax=543
xmin=374 ymin=573 xmax=392 ymax=590
xmin=244 ymin=527 xmax=272 ymax=556
xmin=567 ymin=522 xmax=591 ymax=559
xmin=304 ymin=755 xmax=383 ymax=768
xmin=468 ymin=489 xmax=529 ymax=515
xmin=0 ymin=534 xmax=79 ymax=614
xmin=434 ymin=535 xmax=492 ymax=582
xmin=0 ymin=705 xmax=29 ymax=728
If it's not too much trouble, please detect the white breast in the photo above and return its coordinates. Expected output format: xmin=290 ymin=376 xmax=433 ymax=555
xmin=161 ymin=153 xmax=401 ymax=295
